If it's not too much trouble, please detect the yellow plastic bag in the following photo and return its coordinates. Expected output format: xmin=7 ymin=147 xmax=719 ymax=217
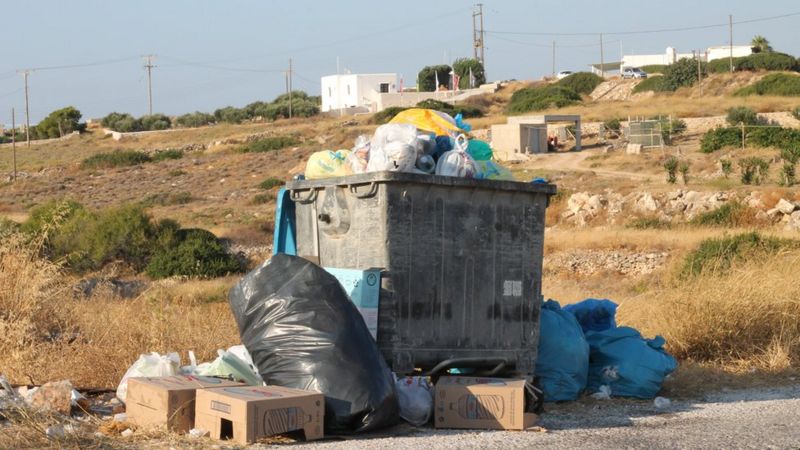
xmin=389 ymin=108 xmax=461 ymax=136
xmin=305 ymin=150 xmax=351 ymax=179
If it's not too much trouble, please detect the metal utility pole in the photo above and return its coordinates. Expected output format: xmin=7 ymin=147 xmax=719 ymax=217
xmin=143 ymin=55 xmax=156 ymax=115
xmin=11 ymin=108 xmax=17 ymax=182
xmin=19 ymin=70 xmax=31 ymax=148
xmin=599 ymin=33 xmax=605 ymax=78
xmin=696 ymin=50 xmax=702 ymax=83
xmin=288 ymin=58 xmax=293 ymax=119
xmin=472 ymin=4 xmax=485 ymax=69
xmin=729 ymin=15 xmax=734 ymax=73
xmin=552 ymin=41 xmax=556 ymax=79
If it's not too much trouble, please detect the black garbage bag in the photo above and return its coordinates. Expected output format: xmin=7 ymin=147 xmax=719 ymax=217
xmin=228 ymin=253 xmax=399 ymax=434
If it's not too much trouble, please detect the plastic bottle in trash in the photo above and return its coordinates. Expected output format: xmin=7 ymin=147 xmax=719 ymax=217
xmin=416 ymin=154 xmax=436 ymax=173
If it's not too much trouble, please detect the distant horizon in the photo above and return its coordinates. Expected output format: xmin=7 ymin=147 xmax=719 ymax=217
xmin=1 ymin=0 xmax=798 ymax=124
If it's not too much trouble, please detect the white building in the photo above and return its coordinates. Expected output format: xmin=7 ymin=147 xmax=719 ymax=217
xmin=320 ymin=73 xmax=398 ymax=113
xmin=622 ymin=45 xmax=753 ymax=69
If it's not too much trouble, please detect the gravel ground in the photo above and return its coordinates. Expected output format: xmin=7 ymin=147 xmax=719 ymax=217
xmin=255 ymin=384 xmax=800 ymax=450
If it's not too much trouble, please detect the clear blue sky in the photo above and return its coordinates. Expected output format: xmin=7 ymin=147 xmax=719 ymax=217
xmin=1 ymin=0 xmax=798 ymax=123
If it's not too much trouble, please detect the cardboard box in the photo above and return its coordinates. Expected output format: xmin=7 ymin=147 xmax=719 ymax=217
xmin=324 ymin=267 xmax=381 ymax=339
xmin=126 ymin=375 xmax=245 ymax=432
xmin=434 ymin=377 xmax=538 ymax=430
xmin=195 ymin=385 xmax=324 ymax=444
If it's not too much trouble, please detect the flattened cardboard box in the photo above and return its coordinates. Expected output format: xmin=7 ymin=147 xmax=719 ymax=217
xmin=435 ymin=376 xmax=538 ymax=430
xmin=126 ymin=375 xmax=245 ymax=432
xmin=195 ymin=385 xmax=324 ymax=444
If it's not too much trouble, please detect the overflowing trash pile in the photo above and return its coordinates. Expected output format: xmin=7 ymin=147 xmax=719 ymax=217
xmin=304 ymin=108 xmax=514 ymax=181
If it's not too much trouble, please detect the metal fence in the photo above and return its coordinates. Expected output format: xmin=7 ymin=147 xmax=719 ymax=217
xmin=626 ymin=118 xmax=664 ymax=148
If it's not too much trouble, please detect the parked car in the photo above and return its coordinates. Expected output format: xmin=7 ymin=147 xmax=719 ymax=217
xmin=622 ymin=67 xmax=648 ymax=79
xmin=556 ymin=71 xmax=573 ymax=80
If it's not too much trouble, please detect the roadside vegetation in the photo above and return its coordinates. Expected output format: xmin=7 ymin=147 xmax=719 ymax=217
xmin=80 ymin=149 xmax=183 ymax=169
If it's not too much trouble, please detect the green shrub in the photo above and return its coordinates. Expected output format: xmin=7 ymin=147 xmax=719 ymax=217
xmin=659 ymin=117 xmax=687 ymax=142
xmin=20 ymin=199 xmax=84 ymax=237
xmin=632 ymin=75 xmax=667 ymax=94
xmin=735 ymin=73 xmax=800 ymax=96
xmin=258 ymin=177 xmax=283 ymax=190
xmin=141 ymin=191 xmax=193 ymax=207
xmin=175 ymin=111 xmax=215 ymax=128
xmin=371 ymin=106 xmax=408 ymax=124
xmin=726 ymin=106 xmax=762 ymax=126
xmin=746 ymin=126 xmax=800 ymax=150
xmin=720 ymin=159 xmax=733 ymax=178
xmin=626 ymin=217 xmax=671 ymax=229
xmin=81 ymin=151 xmax=151 ymax=169
xmin=152 ymin=149 xmax=184 ymax=162
xmin=638 ymin=65 xmax=667 ymax=74
xmin=603 ymin=118 xmax=621 ymax=132
xmin=556 ymin=72 xmax=603 ymax=95
xmin=417 ymin=65 xmax=452 ymax=92
xmin=691 ymin=202 xmax=750 ymax=227
xmin=679 ymin=161 xmax=690 ymax=185
xmin=0 ymin=217 xmax=19 ymax=237
xmin=415 ymin=99 xmax=483 ymax=118
xmin=737 ymin=52 xmax=799 ymax=72
xmin=50 ymin=204 xmax=157 ymax=272
xmin=739 ymin=157 xmax=769 ymax=185
xmin=214 ymin=106 xmax=249 ymax=124
xmin=252 ymin=193 xmax=271 ymax=205
xmin=663 ymin=156 xmax=679 ymax=184
xmin=101 ymin=112 xmax=142 ymax=132
xmin=700 ymin=127 xmax=742 ymax=153
xmin=780 ymin=162 xmax=796 ymax=186
xmin=240 ymin=136 xmax=299 ymax=153
xmin=145 ymin=229 xmax=243 ymax=279
xmin=506 ymin=86 xmax=581 ymax=114
xmin=661 ymin=58 xmax=704 ymax=91
xmin=139 ymin=114 xmax=172 ymax=131
xmin=680 ymin=232 xmax=798 ymax=278
xmin=792 ymin=106 xmax=800 ymax=121
xmin=263 ymin=91 xmax=320 ymax=120
xmin=453 ymin=58 xmax=486 ymax=89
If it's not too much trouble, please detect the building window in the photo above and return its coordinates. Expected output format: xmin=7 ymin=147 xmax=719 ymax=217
xmin=328 ymin=87 xmax=332 ymax=97
xmin=347 ymin=85 xmax=351 ymax=95
xmin=379 ymin=83 xmax=389 ymax=93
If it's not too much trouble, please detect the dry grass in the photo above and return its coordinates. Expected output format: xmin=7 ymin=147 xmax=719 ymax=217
xmin=0 ymin=232 xmax=239 ymax=388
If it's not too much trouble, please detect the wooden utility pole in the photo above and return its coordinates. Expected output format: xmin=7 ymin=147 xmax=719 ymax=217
xmin=20 ymin=70 xmax=31 ymax=148
xmin=472 ymin=4 xmax=485 ymax=69
xmin=11 ymin=108 xmax=17 ymax=182
xmin=696 ymin=50 xmax=702 ymax=83
xmin=729 ymin=15 xmax=734 ymax=73
xmin=599 ymin=33 xmax=605 ymax=78
xmin=552 ymin=41 xmax=556 ymax=79
xmin=288 ymin=58 xmax=293 ymax=119
xmin=144 ymin=55 xmax=155 ymax=115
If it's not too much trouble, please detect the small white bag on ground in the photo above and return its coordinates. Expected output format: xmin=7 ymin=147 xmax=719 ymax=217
xmin=435 ymin=134 xmax=479 ymax=178
xmin=116 ymin=352 xmax=180 ymax=403
xmin=394 ymin=376 xmax=433 ymax=426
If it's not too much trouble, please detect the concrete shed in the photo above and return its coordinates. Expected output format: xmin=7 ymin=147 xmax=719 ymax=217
xmin=491 ymin=115 xmax=581 ymax=159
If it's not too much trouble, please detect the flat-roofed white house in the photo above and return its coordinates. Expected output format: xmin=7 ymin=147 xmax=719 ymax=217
xmin=621 ymin=45 xmax=753 ymax=69
xmin=320 ymin=73 xmax=398 ymax=113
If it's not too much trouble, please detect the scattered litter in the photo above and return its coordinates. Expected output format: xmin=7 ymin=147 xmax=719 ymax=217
xmin=654 ymin=396 xmax=671 ymax=408
xmin=45 ymin=425 xmax=66 ymax=439
xmin=189 ymin=428 xmax=209 ymax=438
xmin=229 ymin=253 xmax=398 ymax=434
xmin=535 ymin=299 xmax=589 ymax=402
xmin=113 ymin=413 xmax=127 ymax=422
xmin=191 ymin=347 xmax=263 ymax=386
xmin=394 ymin=376 xmax=433 ymax=426
xmin=121 ymin=428 xmax=134 ymax=438
xmin=116 ymin=352 xmax=181 ymax=403
xmin=98 ymin=419 xmax=134 ymax=436
xmin=591 ymin=385 xmax=612 ymax=400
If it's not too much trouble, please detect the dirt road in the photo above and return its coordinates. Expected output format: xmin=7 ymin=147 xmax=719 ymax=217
xmin=528 ymin=150 xmax=653 ymax=180
xmin=274 ymin=384 xmax=800 ymax=449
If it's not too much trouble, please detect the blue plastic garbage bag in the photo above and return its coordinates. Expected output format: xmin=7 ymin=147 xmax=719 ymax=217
xmin=535 ymin=300 xmax=590 ymax=402
xmin=586 ymin=327 xmax=678 ymax=399
xmin=564 ymin=299 xmax=618 ymax=333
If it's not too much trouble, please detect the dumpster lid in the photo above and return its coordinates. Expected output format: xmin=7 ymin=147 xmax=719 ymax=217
xmin=285 ymin=171 xmax=557 ymax=195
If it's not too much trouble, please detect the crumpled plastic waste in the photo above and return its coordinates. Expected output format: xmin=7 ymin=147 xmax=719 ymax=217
xmin=305 ymin=150 xmax=351 ymax=179
xmin=435 ymin=134 xmax=479 ymax=178
xmin=116 ymin=352 xmax=180 ymax=403
xmin=394 ymin=375 xmax=433 ymax=426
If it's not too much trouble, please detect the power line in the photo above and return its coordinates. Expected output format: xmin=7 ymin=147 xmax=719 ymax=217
xmin=159 ymin=56 xmax=285 ymax=73
xmin=0 ymin=87 xmax=23 ymax=99
xmin=491 ymin=34 xmax=619 ymax=48
xmin=485 ymin=10 xmax=800 ymax=37
xmin=23 ymin=56 xmax=140 ymax=72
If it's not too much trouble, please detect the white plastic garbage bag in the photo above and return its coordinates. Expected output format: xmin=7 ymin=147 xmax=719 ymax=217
xmin=394 ymin=376 xmax=433 ymax=426
xmin=347 ymin=135 xmax=371 ymax=174
xmin=435 ymin=135 xmax=478 ymax=178
xmin=116 ymin=352 xmax=180 ymax=403
xmin=366 ymin=124 xmax=419 ymax=173
xmin=194 ymin=347 xmax=263 ymax=386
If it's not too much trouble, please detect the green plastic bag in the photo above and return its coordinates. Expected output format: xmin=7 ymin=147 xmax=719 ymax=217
xmin=475 ymin=160 xmax=514 ymax=181
xmin=466 ymin=139 xmax=493 ymax=161
xmin=195 ymin=349 xmax=263 ymax=386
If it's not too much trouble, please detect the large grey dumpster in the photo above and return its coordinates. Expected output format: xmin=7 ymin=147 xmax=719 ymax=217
xmin=285 ymin=171 xmax=556 ymax=377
